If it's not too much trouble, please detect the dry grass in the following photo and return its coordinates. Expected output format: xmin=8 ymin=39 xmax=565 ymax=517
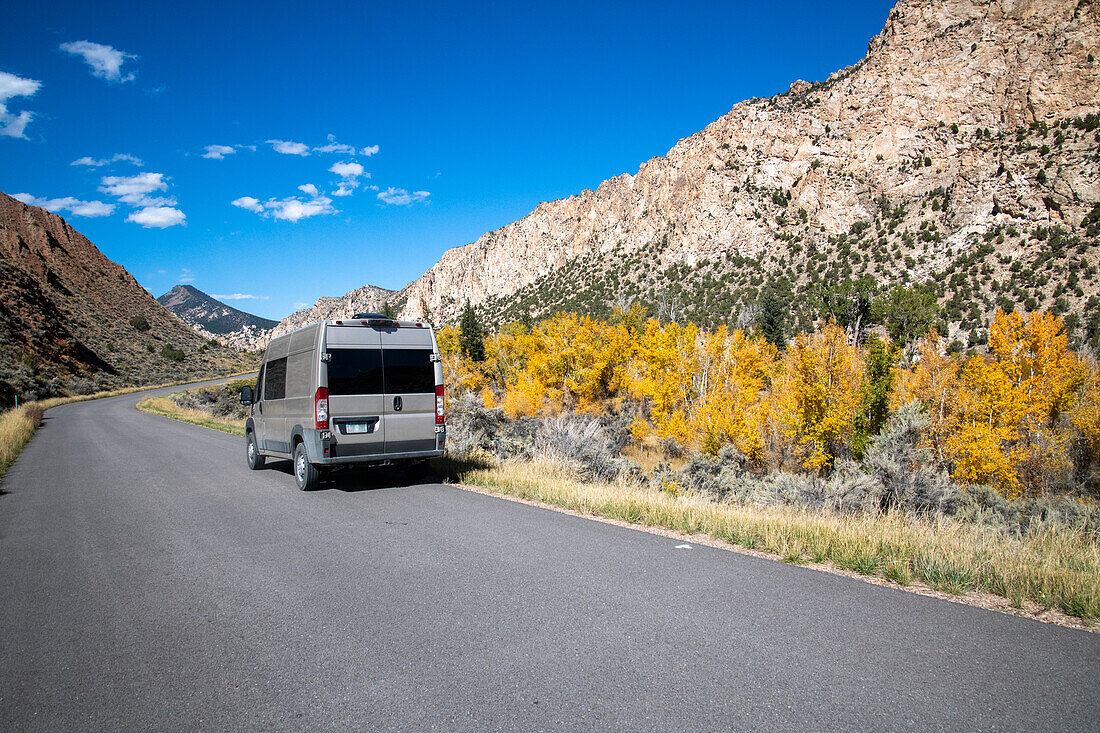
xmin=458 ymin=457 xmax=1100 ymax=621
xmin=135 ymin=396 xmax=245 ymax=436
xmin=0 ymin=372 xmax=254 ymax=482
xmin=0 ymin=403 xmax=45 ymax=477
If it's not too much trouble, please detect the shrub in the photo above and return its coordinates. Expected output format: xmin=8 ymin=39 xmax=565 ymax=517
xmin=129 ymin=314 xmax=151 ymax=331
xmin=160 ymin=344 xmax=185 ymax=362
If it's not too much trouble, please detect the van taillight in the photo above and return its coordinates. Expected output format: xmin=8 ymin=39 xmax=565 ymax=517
xmin=435 ymin=384 xmax=445 ymax=424
xmin=315 ymin=387 xmax=329 ymax=429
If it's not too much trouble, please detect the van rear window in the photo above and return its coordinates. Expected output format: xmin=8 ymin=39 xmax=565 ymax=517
xmin=383 ymin=349 xmax=435 ymax=394
xmin=328 ymin=349 xmax=384 ymax=395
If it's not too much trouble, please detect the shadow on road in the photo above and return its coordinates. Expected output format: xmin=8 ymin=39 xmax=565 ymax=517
xmin=258 ymin=458 xmax=438 ymax=493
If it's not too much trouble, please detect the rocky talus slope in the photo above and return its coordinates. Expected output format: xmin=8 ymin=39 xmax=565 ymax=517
xmin=0 ymin=192 xmax=258 ymax=402
xmin=158 ymin=284 xmax=277 ymax=350
xmin=353 ymin=0 xmax=1096 ymax=342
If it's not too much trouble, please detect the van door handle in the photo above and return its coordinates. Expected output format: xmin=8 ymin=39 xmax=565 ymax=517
xmin=393 ymin=396 xmax=402 ymax=412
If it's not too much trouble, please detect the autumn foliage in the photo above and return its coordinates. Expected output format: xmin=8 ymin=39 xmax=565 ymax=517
xmin=441 ymin=308 xmax=1100 ymax=498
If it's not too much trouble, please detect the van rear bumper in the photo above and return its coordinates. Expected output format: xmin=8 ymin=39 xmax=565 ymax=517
xmin=300 ymin=428 xmax=445 ymax=466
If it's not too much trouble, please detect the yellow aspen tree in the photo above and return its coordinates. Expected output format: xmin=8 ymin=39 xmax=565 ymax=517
xmin=772 ymin=324 xmax=864 ymax=471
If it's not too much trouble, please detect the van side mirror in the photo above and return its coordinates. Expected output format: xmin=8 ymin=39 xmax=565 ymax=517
xmin=240 ymin=385 xmax=254 ymax=405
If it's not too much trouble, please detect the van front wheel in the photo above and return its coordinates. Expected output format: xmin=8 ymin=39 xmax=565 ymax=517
xmin=293 ymin=442 xmax=321 ymax=491
xmin=247 ymin=432 xmax=265 ymax=470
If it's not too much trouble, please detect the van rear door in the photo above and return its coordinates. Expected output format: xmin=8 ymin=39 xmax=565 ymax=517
xmin=324 ymin=326 xmax=386 ymax=457
xmin=380 ymin=328 xmax=437 ymax=454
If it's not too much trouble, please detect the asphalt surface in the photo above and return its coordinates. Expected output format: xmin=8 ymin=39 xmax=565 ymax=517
xmin=1 ymin=382 xmax=1098 ymax=731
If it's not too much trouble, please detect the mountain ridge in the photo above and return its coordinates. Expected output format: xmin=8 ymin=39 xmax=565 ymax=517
xmin=158 ymin=284 xmax=277 ymax=350
xmin=272 ymin=0 xmax=1099 ymax=345
xmin=0 ymin=192 xmax=257 ymax=401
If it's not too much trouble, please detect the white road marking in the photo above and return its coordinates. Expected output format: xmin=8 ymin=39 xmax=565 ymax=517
xmin=675 ymin=544 xmax=692 ymax=550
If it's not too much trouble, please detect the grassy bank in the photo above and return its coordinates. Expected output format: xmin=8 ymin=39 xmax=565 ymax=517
xmin=135 ymin=395 xmax=245 ymax=436
xmin=0 ymin=373 xmax=253 ymax=481
xmin=458 ymin=458 xmax=1100 ymax=622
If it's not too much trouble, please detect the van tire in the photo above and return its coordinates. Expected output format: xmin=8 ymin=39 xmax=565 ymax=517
xmin=246 ymin=431 xmax=265 ymax=470
xmin=293 ymin=442 xmax=320 ymax=491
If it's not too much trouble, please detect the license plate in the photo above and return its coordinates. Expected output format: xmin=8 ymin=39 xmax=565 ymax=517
xmin=344 ymin=422 xmax=373 ymax=434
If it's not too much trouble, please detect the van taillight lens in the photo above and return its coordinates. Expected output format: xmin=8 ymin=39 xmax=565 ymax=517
xmin=315 ymin=387 xmax=329 ymax=429
xmin=435 ymin=384 xmax=445 ymax=424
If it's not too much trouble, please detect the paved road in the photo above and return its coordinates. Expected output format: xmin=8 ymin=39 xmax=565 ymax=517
xmin=1 ymin=383 xmax=1098 ymax=731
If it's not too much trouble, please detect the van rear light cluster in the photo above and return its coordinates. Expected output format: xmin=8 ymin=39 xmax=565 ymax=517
xmin=315 ymin=387 xmax=329 ymax=429
xmin=435 ymin=384 xmax=445 ymax=424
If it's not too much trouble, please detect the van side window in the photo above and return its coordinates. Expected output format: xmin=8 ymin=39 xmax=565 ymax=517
xmin=328 ymin=349 xmax=383 ymax=395
xmin=264 ymin=357 xmax=287 ymax=400
xmin=383 ymin=349 xmax=435 ymax=394
xmin=254 ymin=363 xmax=265 ymax=400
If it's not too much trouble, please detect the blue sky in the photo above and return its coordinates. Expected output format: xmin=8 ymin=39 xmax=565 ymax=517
xmin=1 ymin=0 xmax=894 ymax=320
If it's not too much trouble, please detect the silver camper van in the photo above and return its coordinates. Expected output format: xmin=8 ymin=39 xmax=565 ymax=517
xmin=239 ymin=314 xmax=446 ymax=490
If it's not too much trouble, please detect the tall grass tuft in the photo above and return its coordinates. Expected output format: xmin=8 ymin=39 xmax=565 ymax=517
xmin=0 ymin=403 xmax=45 ymax=477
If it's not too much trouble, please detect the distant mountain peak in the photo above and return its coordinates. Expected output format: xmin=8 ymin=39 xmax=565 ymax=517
xmin=157 ymin=284 xmax=277 ymax=349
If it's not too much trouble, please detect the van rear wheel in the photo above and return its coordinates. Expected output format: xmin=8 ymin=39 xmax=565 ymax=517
xmin=293 ymin=442 xmax=320 ymax=491
xmin=247 ymin=431 xmax=265 ymax=470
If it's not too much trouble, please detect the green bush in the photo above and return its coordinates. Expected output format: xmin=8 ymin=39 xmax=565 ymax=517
xmin=160 ymin=344 xmax=185 ymax=362
xmin=129 ymin=314 xmax=150 ymax=332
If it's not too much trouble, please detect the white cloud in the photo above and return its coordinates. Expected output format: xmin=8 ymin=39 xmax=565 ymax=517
xmin=231 ymin=196 xmax=263 ymax=213
xmin=71 ymin=153 xmax=143 ymax=167
xmin=99 ymin=172 xmax=170 ymax=206
xmin=293 ymin=302 xmax=309 ymax=309
xmin=315 ymin=142 xmax=356 ymax=154
xmin=377 ymin=187 xmax=430 ymax=206
xmin=98 ymin=172 xmax=186 ymax=226
xmin=233 ymin=190 xmax=336 ymax=222
xmin=329 ymin=161 xmax=364 ymax=178
xmin=329 ymin=161 xmax=367 ymax=197
xmin=12 ymin=193 xmax=115 ymax=217
xmin=128 ymin=206 xmax=186 ymax=228
xmin=212 ymin=293 xmax=269 ymax=300
xmin=179 ymin=268 xmax=195 ymax=283
xmin=202 ymin=145 xmax=236 ymax=159
xmin=314 ymin=135 xmax=379 ymax=156
xmin=59 ymin=41 xmax=136 ymax=82
xmin=268 ymin=139 xmax=310 ymax=156
xmin=0 ymin=71 xmax=41 ymax=139
xmin=265 ymin=196 xmax=335 ymax=222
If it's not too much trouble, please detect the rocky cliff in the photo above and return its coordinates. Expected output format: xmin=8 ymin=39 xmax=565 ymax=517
xmin=0 ymin=192 xmax=258 ymax=401
xmin=274 ymin=0 xmax=1100 ymax=346
xmin=158 ymin=284 xmax=277 ymax=350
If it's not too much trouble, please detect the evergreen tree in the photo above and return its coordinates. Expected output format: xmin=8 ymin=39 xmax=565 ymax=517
xmin=851 ymin=335 xmax=894 ymax=459
xmin=873 ymin=285 xmax=940 ymax=350
xmin=459 ymin=301 xmax=486 ymax=361
xmin=757 ymin=289 xmax=786 ymax=349
xmin=381 ymin=300 xmax=397 ymax=318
